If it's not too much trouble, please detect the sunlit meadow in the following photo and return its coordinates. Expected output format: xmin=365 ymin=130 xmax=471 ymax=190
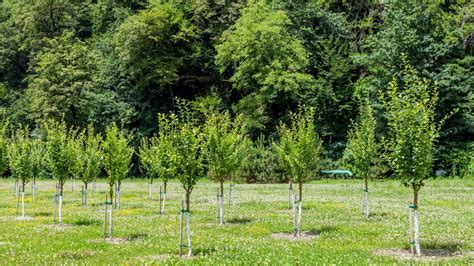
xmin=0 ymin=178 xmax=473 ymax=264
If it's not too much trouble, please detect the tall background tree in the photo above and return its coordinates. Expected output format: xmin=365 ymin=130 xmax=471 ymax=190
xmin=0 ymin=0 xmax=471 ymax=176
xmin=216 ymin=1 xmax=314 ymax=138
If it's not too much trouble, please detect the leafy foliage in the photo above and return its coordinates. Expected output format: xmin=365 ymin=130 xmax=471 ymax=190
xmin=45 ymin=120 xmax=76 ymax=194
xmin=242 ymin=136 xmax=285 ymax=183
xmin=79 ymin=125 xmax=104 ymax=188
xmin=381 ymin=61 xmax=443 ymax=203
xmin=202 ymin=111 xmax=248 ymax=190
xmin=30 ymin=137 xmax=46 ymax=181
xmin=0 ymin=0 xmax=471 ymax=174
xmin=0 ymin=120 xmax=8 ymax=176
xmin=216 ymin=1 xmax=314 ymax=137
xmin=275 ymin=106 xmax=323 ymax=200
xmin=139 ymin=113 xmax=179 ymax=188
xmin=102 ymin=124 xmax=134 ymax=199
xmin=173 ymin=114 xmax=203 ymax=211
xmin=7 ymin=127 xmax=32 ymax=191
xmin=25 ymin=31 xmax=96 ymax=126
xmin=343 ymin=100 xmax=377 ymax=180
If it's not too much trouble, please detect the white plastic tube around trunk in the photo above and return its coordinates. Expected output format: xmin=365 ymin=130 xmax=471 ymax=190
xmin=109 ymin=202 xmax=113 ymax=237
xmin=362 ymin=190 xmax=366 ymax=215
xmin=219 ymin=195 xmax=224 ymax=225
xmin=162 ymin=192 xmax=166 ymax=214
xmin=365 ymin=190 xmax=370 ymax=218
xmin=414 ymin=209 xmax=421 ymax=256
xmin=293 ymin=195 xmax=297 ymax=237
xmin=186 ymin=211 xmax=192 ymax=257
xmin=59 ymin=195 xmax=63 ymax=225
xmin=216 ymin=189 xmax=220 ymax=224
xmin=179 ymin=200 xmax=184 ymax=257
xmin=53 ymin=194 xmax=57 ymax=223
xmin=104 ymin=196 xmax=108 ymax=240
xmin=21 ymin=192 xmax=25 ymax=218
xmin=297 ymin=200 xmax=302 ymax=236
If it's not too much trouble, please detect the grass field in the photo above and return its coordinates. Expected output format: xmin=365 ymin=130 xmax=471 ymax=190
xmin=0 ymin=178 xmax=473 ymax=264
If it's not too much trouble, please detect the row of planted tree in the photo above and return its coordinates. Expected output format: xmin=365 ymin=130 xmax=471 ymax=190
xmin=0 ymin=63 xmax=443 ymax=257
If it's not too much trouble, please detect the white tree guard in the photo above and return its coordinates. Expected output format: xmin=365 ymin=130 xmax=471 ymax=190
xmin=58 ymin=195 xmax=63 ymax=225
xmin=21 ymin=192 xmax=25 ymax=218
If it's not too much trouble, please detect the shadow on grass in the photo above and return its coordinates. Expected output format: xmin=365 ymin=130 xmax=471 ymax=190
xmin=402 ymin=241 xmax=465 ymax=255
xmin=192 ymin=247 xmax=217 ymax=256
xmin=60 ymin=250 xmax=97 ymax=259
xmin=227 ymin=217 xmax=253 ymax=224
xmin=128 ymin=232 xmax=148 ymax=240
xmin=308 ymin=225 xmax=338 ymax=235
xmin=368 ymin=212 xmax=391 ymax=218
xmin=73 ymin=218 xmax=101 ymax=226
xmin=34 ymin=211 xmax=52 ymax=217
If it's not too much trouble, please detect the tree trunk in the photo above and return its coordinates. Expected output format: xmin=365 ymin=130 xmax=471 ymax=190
xmin=60 ymin=182 xmax=64 ymax=196
xmin=220 ymin=180 xmax=224 ymax=197
xmin=413 ymin=187 xmax=418 ymax=207
xmin=84 ymin=183 xmax=88 ymax=205
xmin=109 ymin=184 xmax=114 ymax=208
xmin=298 ymin=182 xmax=303 ymax=201
xmin=185 ymin=190 xmax=191 ymax=212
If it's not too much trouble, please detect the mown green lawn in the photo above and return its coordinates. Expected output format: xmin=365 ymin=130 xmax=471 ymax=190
xmin=0 ymin=178 xmax=473 ymax=264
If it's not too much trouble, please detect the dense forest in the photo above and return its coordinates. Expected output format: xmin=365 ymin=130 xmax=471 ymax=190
xmin=0 ymin=0 xmax=472 ymax=179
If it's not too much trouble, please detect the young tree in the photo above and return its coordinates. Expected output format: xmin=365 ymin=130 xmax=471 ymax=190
xmin=78 ymin=125 xmax=103 ymax=205
xmin=0 ymin=120 xmax=8 ymax=178
xmin=174 ymin=114 xmax=203 ymax=257
xmin=343 ymin=100 xmax=377 ymax=217
xmin=139 ymin=137 xmax=157 ymax=200
xmin=30 ymin=137 xmax=45 ymax=200
xmin=45 ymin=120 xmax=75 ymax=224
xmin=7 ymin=127 xmax=32 ymax=219
xmin=202 ymin=111 xmax=248 ymax=225
xmin=102 ymin=124 xmax=133 ymax=209
xmin=139 ymin=113 xmax=178 ymax=212
xmin=68 ymin=129 xmax=84 ymax=192
xmin=382 ymin=61 xmax=444 ymax=256
xmin=275 ymin=106 xmax=323 ymax=236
